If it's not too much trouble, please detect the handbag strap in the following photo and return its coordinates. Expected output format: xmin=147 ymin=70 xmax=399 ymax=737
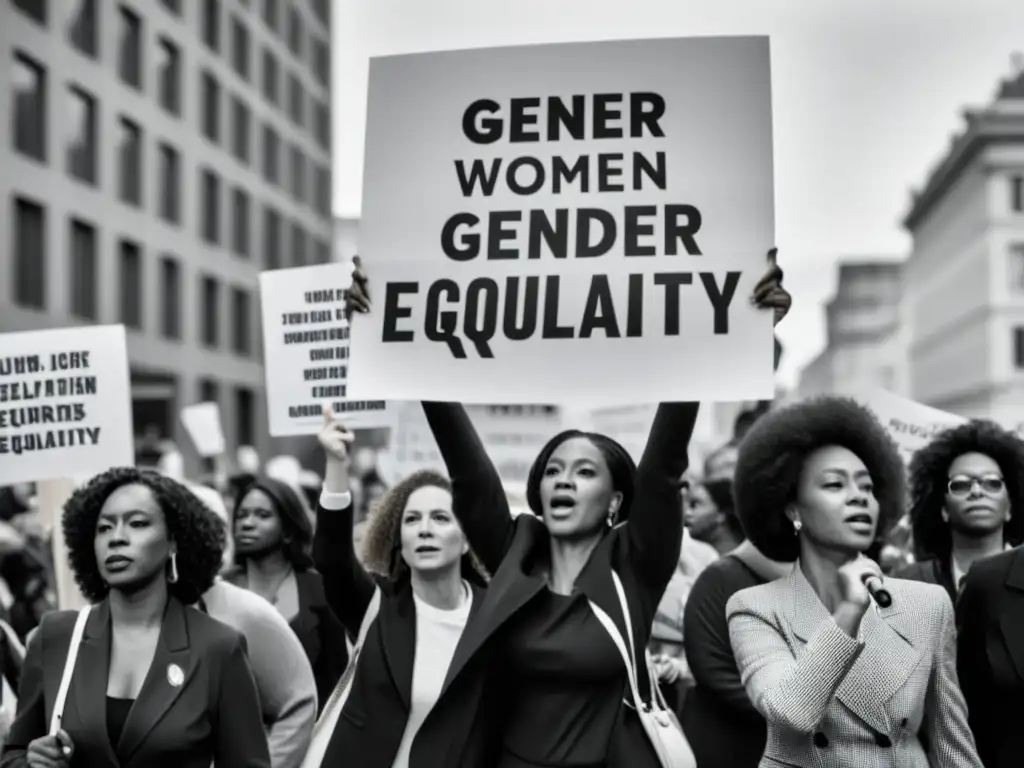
xmin=49 ymin=605 xmax=91 ymax=736
xmin=311 ymin=587 xmax=381 ymax=735
xmin=587 ymin=572 xmax=653 ymax=714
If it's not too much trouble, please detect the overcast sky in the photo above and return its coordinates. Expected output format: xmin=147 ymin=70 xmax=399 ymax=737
xmin=332 ymin=0 xmax=1024 ymax=388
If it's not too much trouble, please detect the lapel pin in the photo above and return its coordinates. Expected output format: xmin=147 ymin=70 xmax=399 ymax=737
xmin=167 ymin=663 xmax=184 ymax=688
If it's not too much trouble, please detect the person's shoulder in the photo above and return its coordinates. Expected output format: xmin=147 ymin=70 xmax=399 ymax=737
xmin=34 ymin=607 xmax=82 ymax=641
xmin=965 ymin=546 xmax=1019 ymax=584
xmin=184 ymin=601 xmax=248 ymax=654
xmin=725 ymin=576 xmax=787 ymax=619
xmin=892 ymin=558 xmax=936 ymax=581
xmin=202 ymin=579 xmax=290 ymax=632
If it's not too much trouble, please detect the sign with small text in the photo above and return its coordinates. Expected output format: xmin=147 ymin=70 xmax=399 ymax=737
xmin=0 ymin=325 xmax=134 ymax=484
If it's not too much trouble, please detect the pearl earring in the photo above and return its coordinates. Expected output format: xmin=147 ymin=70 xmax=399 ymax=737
xmin=792 ymin=520 xmax=802 ymax=533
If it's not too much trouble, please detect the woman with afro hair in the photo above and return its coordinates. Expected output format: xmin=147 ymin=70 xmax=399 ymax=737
xmin=0 ymin=467 xmax=269 ymax=768
xmin=896 ymin=420 xmax=1024 ymax=604
xmin=725 ymin=397 xmax=981 ymax=768
xmin=308 ymin=409 xmax=494 ymax=768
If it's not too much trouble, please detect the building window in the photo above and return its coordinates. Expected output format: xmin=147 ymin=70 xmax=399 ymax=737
xmin=201 ymin=276 xmax=220 ymax=347
xmin=69 ymin=218 xmax=98 ymax=320
xmin=157 ymin=38 xmax=181 ymax=117
xmin=200 ymin=378 xmax=219 ymax=409
xmin=235 ymin=387 xmax=255 ymax=447
xmin=291 ymin=222 xmax=307 ymax=266
xmin=232 ymin=187 xmax=250 ymax=257
xmin=1010 ymin=244 xmax=1024 ymax=291
xmin=159 ymin=0 xmax=180 ymax=14
xmin=262 ymin=124 xmax=279 ymax=184
xmin=12 ymin=0 xmax=46 ymax=25
xmin=314 ymin=238 xmax=329 ymax=265
xmin=315 ymin=165 xmax=330 ymax=217
xmin=290 ymin=145 xmax=305 ymax=202
xmin=158 ymin=143 xmax=180 ymax=225
xmin=311 ymin=35 xmax=329 ymax=88
xmin=232 ymin=16 xmax=250 ymax=81
xmin=202 ymin=0 xmax=220 ymax=52
xmin=117 ymin=6 xmax=143 ymax=90
xmin=13 ymin=197 xmax=46 ymax=310
xmin=117 ymin=117 xmax=143 ymax=207
xmin=232 ymin=96 xmax=250 ymax=164
xmin=262 ymin=0 xmax=278 ymax=32
xmin=288 ymin=6 xmax=303 ymax=56
xmin=12 ymin=53 xmax=46 ymax=163
xmin=314 ymin=100 xmax=330 ymax=151
xmin=232 ymin=288 xmax=252 ymax=355
xmin=262 ymin=49 xmax=279 ymax=105
xmin=1013 ymin=175 xmax=1024 ymax=213
xmin=263 ymin=204 xmax=281 ymax=269
xmin=66 ymin=85 xmax=98 ymax=186
xmin=160 ymin=255 xmax=181 ymax=339
xmin=201 ymin=70 xmax=221 ymax=143
xmin=200 ymin=168 xmax=221 ymax=244
xmin=289 ymin=73 xmax=304 ymax=126
xmin=1016 ymin=328 xmax=1024 ymax=369
xmin=68 ymin=0 xmax=99 ymax=59
xmin=119 ymin=239 xmax=143 ymax=330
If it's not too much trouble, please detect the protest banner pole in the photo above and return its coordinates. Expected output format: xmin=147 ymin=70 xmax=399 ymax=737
xmin=37 ymin=478 xmax=87 ymax=611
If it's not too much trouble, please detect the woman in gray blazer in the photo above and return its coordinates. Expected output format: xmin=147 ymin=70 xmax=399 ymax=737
xmin=725 ymin=397 xmax=981 ymax=768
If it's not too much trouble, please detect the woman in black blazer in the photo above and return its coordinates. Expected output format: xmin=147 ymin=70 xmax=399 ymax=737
xmin=344 ymin=253 xmax=790 ymax=768
xmin=1 ymin=467 xmax=269 ymax=768
xmin=311 ymin=410 xmax=496 ymax=768
xmin=226 ymin=475 xmax=349 ymax=711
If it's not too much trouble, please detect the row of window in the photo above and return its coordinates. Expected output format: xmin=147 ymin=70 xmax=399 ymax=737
xmin=197 ymin=0 xmax=331 ymax=91
xmin=12 ymin=1 xmax=330 ymax=158
xmin=10 ymin=197 xmax=296 ymax=357
xmin=12 ymin=52 xmax=332 ymax=224
xmin=198 ymin=167 xmax=332 ymax=267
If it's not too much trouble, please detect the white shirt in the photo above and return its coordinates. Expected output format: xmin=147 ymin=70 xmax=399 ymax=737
xmin=390 ymin=585 xmax=473 ymax=768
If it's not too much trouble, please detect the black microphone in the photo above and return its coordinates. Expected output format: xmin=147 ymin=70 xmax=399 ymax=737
xmin=861 ymin=574 xmax=893 ymax=608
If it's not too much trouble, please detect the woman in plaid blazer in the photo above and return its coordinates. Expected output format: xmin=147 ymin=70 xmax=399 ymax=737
xmin=725 ymin=398 xmax=982 ymax=768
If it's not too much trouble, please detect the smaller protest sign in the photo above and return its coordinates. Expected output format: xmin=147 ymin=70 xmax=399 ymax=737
xmin=181 ymin=402 xmax=226 ymax=457
xmin=863 ymin=390 xmax=967 ymax=465
xmin=259 ymin=263 xmax=393 ymax=436
xmin=0 ymin=325 xmax=134 ymax=486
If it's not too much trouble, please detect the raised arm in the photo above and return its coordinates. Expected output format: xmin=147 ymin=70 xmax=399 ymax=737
xmin=628 ymin=402 xmax=699 ymax=589
xmin=421 ymin=401 xmax=515 ymax=573
xmin=922 ymin=589 xmax=982 ymax=767
xmin=726 ymin=591 xmax=864 ymax=734
xmin=313 ymin=409 xmax=375 ymax=637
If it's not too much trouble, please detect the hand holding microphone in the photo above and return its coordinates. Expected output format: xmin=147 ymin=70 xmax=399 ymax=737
xmin=838 ymin=556 xmax=892 ymax=609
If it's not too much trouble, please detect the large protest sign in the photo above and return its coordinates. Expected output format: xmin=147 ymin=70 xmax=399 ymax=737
xmin=0 ymin=325 xmax=134 ymax=485
xmin=350 ymin=36 xmax=776 ymax=404
xmin=260 ymin=263 xmax=393 ymax=436
xmin=863 ymin=390 xmax=967 ymax=465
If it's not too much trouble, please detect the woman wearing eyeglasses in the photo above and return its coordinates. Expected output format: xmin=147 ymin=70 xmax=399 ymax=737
xmin=896 ymin=421 xmax=1024 ymax=605
xmin=903 ymin=422 xmax=1024 ymax=767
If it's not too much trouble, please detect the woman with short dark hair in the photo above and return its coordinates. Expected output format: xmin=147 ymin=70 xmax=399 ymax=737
xmin=726 ymin=397 xmax=981 ymax=767
xmin=1 ymin=467 xmax=269 ymax=768
xmin=226 ymin=476 xmax=348 ymax=712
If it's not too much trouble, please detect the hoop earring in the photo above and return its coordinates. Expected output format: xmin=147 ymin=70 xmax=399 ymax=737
xmin=168 ymin=551 xmax=179 ymax=584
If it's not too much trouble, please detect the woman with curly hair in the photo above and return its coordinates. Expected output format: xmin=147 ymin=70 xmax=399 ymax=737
xmin=225 ymin=475 xmax=348 ymax=713
xmin=896 ymin=421 xmax=1024 ymax=603
xmin=725 ymin=397 xmax=981 ymax=768
xmin=0 ymin=467 xmax=269 ymax=768
xmin=343 ymin=250 xmax=790 ymax=768
xmin=309 ymin=409 xmax=492 ymax=768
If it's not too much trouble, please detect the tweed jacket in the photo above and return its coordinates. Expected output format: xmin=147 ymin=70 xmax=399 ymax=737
xmin=726 ymin=567 xmax=981 ymax=768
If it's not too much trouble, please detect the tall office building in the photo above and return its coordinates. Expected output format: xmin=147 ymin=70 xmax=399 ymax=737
xmin=1 ymin=0 xmax=333 ymax=473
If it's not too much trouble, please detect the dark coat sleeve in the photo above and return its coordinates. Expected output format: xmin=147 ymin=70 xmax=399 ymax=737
xmin=0 ymin=624 xmax=44 ymax=767
xmin=683 ymin=562 xmax=758 ymax=715
xmin=421 ymin=402 xmax=515 ymax=574
xmin=312 ymin=498 xmax=376 ymax=639
xmin=214 ymin=634 xmax=272 ymax=768
xmin=955 ymin=566 xmax=996 ymax=766
xmin=628 ymin=403 xmax=700 ymax=591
